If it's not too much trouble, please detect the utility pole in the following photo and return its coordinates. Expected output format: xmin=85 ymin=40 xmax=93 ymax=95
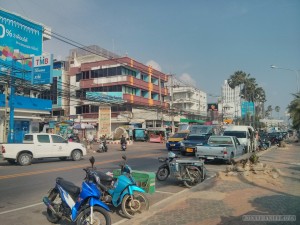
xmin=170 ymin=75 xmax=175 ymax=134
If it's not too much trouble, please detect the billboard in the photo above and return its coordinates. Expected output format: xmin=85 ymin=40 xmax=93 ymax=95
xmin=32 ymin=53 xmax=53 ymax=84
xmin=86 ymin=92 xmax=124 ymax=103
xmin=241 ymin=101 xmax=255 ymax=118
xmin=98 ymin=106 xmax=111 ymax=137
xmin=0 ymin=9 xmax=43 ymax=76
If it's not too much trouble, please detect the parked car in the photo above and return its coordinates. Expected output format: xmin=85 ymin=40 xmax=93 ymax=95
xmin=195 ymin=135 xmax=245 ymax=164
xmin=180 ymin=134 xmax=208 ymax=156
xmin=223 ymin=125 xmax=255 ymax=153
xmin=0 ymin=133 xmax=87 ymax=166
xmin=166 ymin=130 xmax=190 ymax=151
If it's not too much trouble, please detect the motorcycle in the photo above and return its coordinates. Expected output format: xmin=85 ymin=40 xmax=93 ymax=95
xmin=258 ymin=137 xmax=268 ymax=150
xmin=93 ymin=155 xmax=149 ymax=219
xmin=43 ymin=157 xmax=111 ymax=225
xmin=98 ymin=140 xmax=108 ymax=153
xmin=121 ymin=143 xmax=127 ymax=151
xmin=156 ymin=151 xmax=206 ymax=188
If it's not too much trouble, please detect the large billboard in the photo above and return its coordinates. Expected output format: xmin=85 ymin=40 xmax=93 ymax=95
xmin=0 ymin=9 xmax=43 ymax=75
xmin=241 ymin=101 xmax=255 ymax=118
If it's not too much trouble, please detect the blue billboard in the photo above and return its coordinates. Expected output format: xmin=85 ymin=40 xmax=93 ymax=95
xmin=0 ymin=9 xmax=43 ymax=74
xmin=241 ymin=101 xmax=255 ymax=118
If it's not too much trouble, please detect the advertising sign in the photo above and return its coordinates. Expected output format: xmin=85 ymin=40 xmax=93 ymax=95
xmin=0 ymin=9 xmax=43 ymax=72
xmin=241 ymin=101 xmax=255 ymax=118
xmin=98 ymin=106 xmax=111 ymax=137
xmin=86 ymin=92 xmax=123 ymax=103
xmin=32 ymin=53 xmax=53 ymax=84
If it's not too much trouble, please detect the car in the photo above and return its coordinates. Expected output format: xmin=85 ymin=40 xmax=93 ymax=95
xmin=166 ymin=130 xmax=190 ymax=151
xmin=180 ymin=134 xmax=208 ymax=156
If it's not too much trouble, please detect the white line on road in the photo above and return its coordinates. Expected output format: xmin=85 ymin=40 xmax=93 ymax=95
xmin=0 ymin=202 xmax=43 ymax=215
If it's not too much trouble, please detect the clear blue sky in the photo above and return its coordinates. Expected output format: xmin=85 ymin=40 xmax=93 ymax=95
xmin=1 ymin=0 xmax=299 ymax=119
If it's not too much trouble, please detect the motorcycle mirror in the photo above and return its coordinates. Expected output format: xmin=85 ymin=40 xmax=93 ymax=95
xmin=122 ymin=155 xmax=127 ymax=161
xmin=89 ymin=156 xmax=95 ymax=168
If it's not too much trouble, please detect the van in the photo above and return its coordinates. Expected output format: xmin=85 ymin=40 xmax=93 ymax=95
xmin=166 ymin=130 xmax=190 ymax=151
xmin=223 ymin=125 xmax=255 ymax=153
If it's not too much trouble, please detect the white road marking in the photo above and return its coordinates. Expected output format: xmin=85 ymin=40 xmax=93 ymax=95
xmin=0 ymin=202 xmax=43 ymax=215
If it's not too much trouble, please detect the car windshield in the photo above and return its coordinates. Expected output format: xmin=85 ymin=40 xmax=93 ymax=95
xmin=209 ymin=137 xmax=233 ymax=145
xmin=172 ymin=133 xmax=188 ymax=138
xmin=223 ymin=131 xmax=246 ymax=138
xmin=187 ymin=135 xmax=206 ymax=141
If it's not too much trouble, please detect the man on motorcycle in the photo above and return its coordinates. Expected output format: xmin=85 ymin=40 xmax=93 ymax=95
xmin=100 ymin=135 xmax=108 ymax=151
xmin=120 ymin=135 xmax=127 ymax=151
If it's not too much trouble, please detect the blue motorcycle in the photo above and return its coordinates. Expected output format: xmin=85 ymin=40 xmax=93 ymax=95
xmin=95 ymin=155 xmax=149 ymax=219
xmin=43 ymin=157 xmax=111 ymax=225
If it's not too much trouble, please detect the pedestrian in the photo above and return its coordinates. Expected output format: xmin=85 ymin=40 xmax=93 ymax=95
xmin=87 ymin=132 xmax=94 ymax=145
xmin=159 ymin=133 xmax=163 ymax=143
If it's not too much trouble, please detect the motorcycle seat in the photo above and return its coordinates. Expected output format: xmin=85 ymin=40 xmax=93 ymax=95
xmin=95 ymin=171 xmax=114 ymax=186
xmin=56 ymin=177 xmax=80 ymax=199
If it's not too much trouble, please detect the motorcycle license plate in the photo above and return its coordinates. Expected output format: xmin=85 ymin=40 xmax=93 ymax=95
xmin=186 ymin=148 xmax=194 ymax=152
xmin=170 ymin=144 xmax=175 ymax=146
xmin=207 ymin=157 xmax=214 ymax=160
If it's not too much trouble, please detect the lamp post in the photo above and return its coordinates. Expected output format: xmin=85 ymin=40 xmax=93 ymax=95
xmin=270 ymin=65 xmax=300 ymax=93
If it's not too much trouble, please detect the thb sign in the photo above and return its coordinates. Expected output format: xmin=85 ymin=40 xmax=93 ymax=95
xmin=31 ymin=54 xmax=53 ymax=85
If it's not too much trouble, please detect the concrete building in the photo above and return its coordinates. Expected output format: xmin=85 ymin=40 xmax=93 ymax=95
xmin=166 ymin=75 xmax=207 ymax=121
xmin=220 ymin=79 xmax=242 ymax=120
xmin=67 ymin=46 xmax=170 ymax=137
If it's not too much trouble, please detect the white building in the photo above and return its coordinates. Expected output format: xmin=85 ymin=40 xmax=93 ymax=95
xmin=167 ymin=75 xmax=207 ymax=120
xmin=220 ymin=80 xmax=242 ymax=119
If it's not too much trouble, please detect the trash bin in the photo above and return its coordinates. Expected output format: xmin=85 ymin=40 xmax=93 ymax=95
xmin=113 ymin=169 xmax=156 ymax=194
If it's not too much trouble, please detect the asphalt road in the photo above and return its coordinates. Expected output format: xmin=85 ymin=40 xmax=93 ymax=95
xmin=0 ymin=142 xmax=227 ymax=225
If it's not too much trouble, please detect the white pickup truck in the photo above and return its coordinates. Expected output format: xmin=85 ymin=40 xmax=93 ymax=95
xmin=0 ymin=133 xmax=87 ymax=166
xmin=195 ymin=136 xmax=245 ymax=164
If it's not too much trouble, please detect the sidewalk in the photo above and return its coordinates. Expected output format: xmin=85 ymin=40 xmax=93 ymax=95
xmin=119 ymin=141 xmax=300 ymax=225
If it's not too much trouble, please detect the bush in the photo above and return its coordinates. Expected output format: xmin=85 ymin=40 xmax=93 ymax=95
xmin=249 ymin=153 xmax=259 ymax=164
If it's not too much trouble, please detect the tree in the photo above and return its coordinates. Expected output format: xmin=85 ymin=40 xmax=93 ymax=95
xmin=266 ymin=105 xmax=273 ymax=118
xmin=287 ymin=93 xmax=300 ymax=130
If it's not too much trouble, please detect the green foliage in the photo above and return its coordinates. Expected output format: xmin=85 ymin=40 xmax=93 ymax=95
xmin=287 ymin=93 xmax=300 ymax=129
xmin=249 ymin=153 xmax=259 ymax=164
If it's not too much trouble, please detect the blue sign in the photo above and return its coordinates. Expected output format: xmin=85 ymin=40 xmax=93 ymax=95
xmin=86 ymin=92 xmax=124 ymax=103
xmin=241 ymin=101 xmax=255 ymax=118
xmin=32 ymin=54 xmax=53 ymax=84
xmin=0 ymin=9 xmax=43 ymax=72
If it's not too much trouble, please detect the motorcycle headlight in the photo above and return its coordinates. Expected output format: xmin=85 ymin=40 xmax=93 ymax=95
xmin=180 ymin=142 xmax=185 ymax=147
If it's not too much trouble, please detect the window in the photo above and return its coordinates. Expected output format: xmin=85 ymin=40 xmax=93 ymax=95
xmin=52 ymin=135 xmax=66 ymax=143
xmin=37 ymin=135 xmax=50 ymax=143
xmin=24 ymin=135 xmax=33 ymax=142
xmin=76 ymin=73 xmax=82 ymax=82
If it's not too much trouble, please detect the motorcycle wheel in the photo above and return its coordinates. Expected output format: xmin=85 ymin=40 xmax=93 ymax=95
xmin=46 ymin=189 xmax=61 ymax=223
xmin=76 ymin=206 xmax=111 ymax=225
xmin=121 ymin=192 xmax=149 ymax=219
xmin=183 ymin=166 xmax=202 ymax=188
xmin=156 ymin=167 xmax=169 ymax=181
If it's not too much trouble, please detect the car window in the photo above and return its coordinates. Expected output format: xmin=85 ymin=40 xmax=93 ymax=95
xmin=223 ymin=131 xmax=246 ymax=138
xmin=52 ymin=135 xmax=66 ymax=143
xmin=23 ymin=135 xmax=33 ymax=142
xmin=187 ymin=135 xmax=206 ymax=141
xmin=172 ymin=133 xmax=188 ymax=138
xmin=209 ymin=137 xmax=233 ymax=145
xmin=37 ymin=135 xmax=50 ymax=143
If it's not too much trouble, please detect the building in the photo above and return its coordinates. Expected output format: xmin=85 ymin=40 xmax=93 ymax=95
xmin=67 ymin=46 xmax=170 ymax=138
xmin=220 ymin=80 xmax=242 ymax=120
xmin=167 ymin=75 xmax=207 ymax=121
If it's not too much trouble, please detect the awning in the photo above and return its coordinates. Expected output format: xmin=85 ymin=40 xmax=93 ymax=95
xmin=180 ymin=118 xmax=205 ymax=124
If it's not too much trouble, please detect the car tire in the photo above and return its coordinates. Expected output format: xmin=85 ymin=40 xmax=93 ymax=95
xmin=18 ymin=153 xmax=32 ymax=166
xmin=71 ymin=150 xmax=82 ymax=161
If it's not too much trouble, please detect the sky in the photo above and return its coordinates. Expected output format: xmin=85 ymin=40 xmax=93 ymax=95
xmin=1 ymin=0 xmax=299 ymax=120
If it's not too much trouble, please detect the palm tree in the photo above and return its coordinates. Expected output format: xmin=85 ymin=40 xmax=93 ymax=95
xmin=275 ymin=106 xmax=280 ymax=119
xmin=266 ymin=105 xmax=273 ymax=118
xmin=287 ymin=93 xmax=300 ymax=129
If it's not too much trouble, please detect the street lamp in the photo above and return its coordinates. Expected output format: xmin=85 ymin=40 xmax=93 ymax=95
xmin=270 ymin=65 xmax=300 ymax=93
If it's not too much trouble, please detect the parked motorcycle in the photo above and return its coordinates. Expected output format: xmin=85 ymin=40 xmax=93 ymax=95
xmin=156 ymin=151 xmax=206 ymax=188
xmin=93 ymin=155 xmax=149 ymax=219
xmin=43 ymin=157 xmax=111 ymax=225
xmin=98 ymin=140 xmax=108 ymax=153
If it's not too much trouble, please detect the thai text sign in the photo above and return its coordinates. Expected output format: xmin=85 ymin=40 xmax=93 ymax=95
xmin=98 ymin=106 xmax=111 ymax=137
xmin=0 ymin=9 xmax=42 ymax=70
xmin=32 ymin=53 xmax=53 ymax=84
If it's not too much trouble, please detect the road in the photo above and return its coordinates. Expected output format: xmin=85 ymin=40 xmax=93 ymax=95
xmin=0 ymin=142 xmax=227 ymax=225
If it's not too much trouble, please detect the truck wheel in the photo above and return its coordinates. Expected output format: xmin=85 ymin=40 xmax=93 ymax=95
xmin=71 ymin=150 xmax=82 ymax=161
xmin=18 ymin=153 xmax=32 ymax=166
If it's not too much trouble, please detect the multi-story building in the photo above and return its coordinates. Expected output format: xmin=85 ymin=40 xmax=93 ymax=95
xmin=167 ymin=75 xmax=207 ymax=121
xmin=67 ymin=47 xmax=169 ymax=137
xmin=220 ymin=80 xmax=242 ymax=120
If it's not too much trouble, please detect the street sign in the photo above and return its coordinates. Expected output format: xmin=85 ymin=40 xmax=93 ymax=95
xmin=31 ymin=53 xmax=53 ymax=85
